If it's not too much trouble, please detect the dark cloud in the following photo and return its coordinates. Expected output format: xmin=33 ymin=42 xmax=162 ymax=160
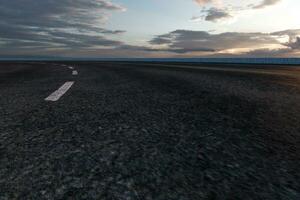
xmin=0 ymin=0 xmax=126 ymax=52
xmin=149 ymin=37 xmax=173 ymax=45
xmin=252 ymin=0 xmax=281 ymax=9
xmin=271 ymin=29 xmax=300 ymax=49
xmin=284 ymin=37 xmax=300 ymax=50
xmin=144 ymin=28 xmax=300 ymax=57
xmin=203 ymin=8 xmax=232 ymax=22
xmin=149 ymin=30 xmax=279 ymax=53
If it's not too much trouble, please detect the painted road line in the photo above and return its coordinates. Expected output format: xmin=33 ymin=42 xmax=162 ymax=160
xmin=69 ymin=66 xmax=74 ymax=70
xmin=72 ymin=70 xmax=78 ymax=76
xmin=45 ymin=81 xmax=74 ymax=102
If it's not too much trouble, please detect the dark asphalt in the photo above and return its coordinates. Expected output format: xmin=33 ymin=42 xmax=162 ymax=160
xmin=0 ymin=62 xmax=300 ymax=200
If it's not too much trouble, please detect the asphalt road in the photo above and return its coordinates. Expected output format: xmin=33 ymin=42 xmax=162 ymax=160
xmin=0 ymin=62 xmax=300 ymax=200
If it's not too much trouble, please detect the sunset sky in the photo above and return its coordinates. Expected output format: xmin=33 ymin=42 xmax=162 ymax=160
xmin=0 ymin=0 xmax=300 ymax=58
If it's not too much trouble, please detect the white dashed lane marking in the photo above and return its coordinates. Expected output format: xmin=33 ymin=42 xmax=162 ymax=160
xmin=45 ymin=81 xmax=75 ymax=102
xmin=72 ymin=70 xmax=78 ymax=76
xmin=69 ymin=66 xmax=74 ymax=70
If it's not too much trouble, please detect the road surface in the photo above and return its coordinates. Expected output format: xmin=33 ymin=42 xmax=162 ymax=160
xmin=0 ymin=62 xmax=299 ymax=199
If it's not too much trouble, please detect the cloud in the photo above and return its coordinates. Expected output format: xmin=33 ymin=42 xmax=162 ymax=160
xmin=192 ymin=3 xmax=234 ymax=23
xmin=149 ymin=30 xmax=279 ymax=53
xmin=202 ymin=8 xmax=232 ymax=22
xmin=252 ymin=0 xmax=281 ymax=9
xmin=0 ymin=0 xmax=126 ymax=52
xmin=191 ymin=8 xmax=232 ymax=22
xmin=272 ymin=29 xmax=300 ymax=38
xmin=194 ymin=0 xmax=282 ymax=9
xmin=142 ymin=28 xmax=300 ymax=57
xmin=271 ymin=29 xmax=300 ymax=49
xmin=284 ymin=37 xmax=300 ymax=50
xmin=193 ymin=0 xmax=283 ymax=23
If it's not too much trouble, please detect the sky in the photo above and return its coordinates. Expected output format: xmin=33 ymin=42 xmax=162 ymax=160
xmin=0 ymin=0 xmax=300 ymax=58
